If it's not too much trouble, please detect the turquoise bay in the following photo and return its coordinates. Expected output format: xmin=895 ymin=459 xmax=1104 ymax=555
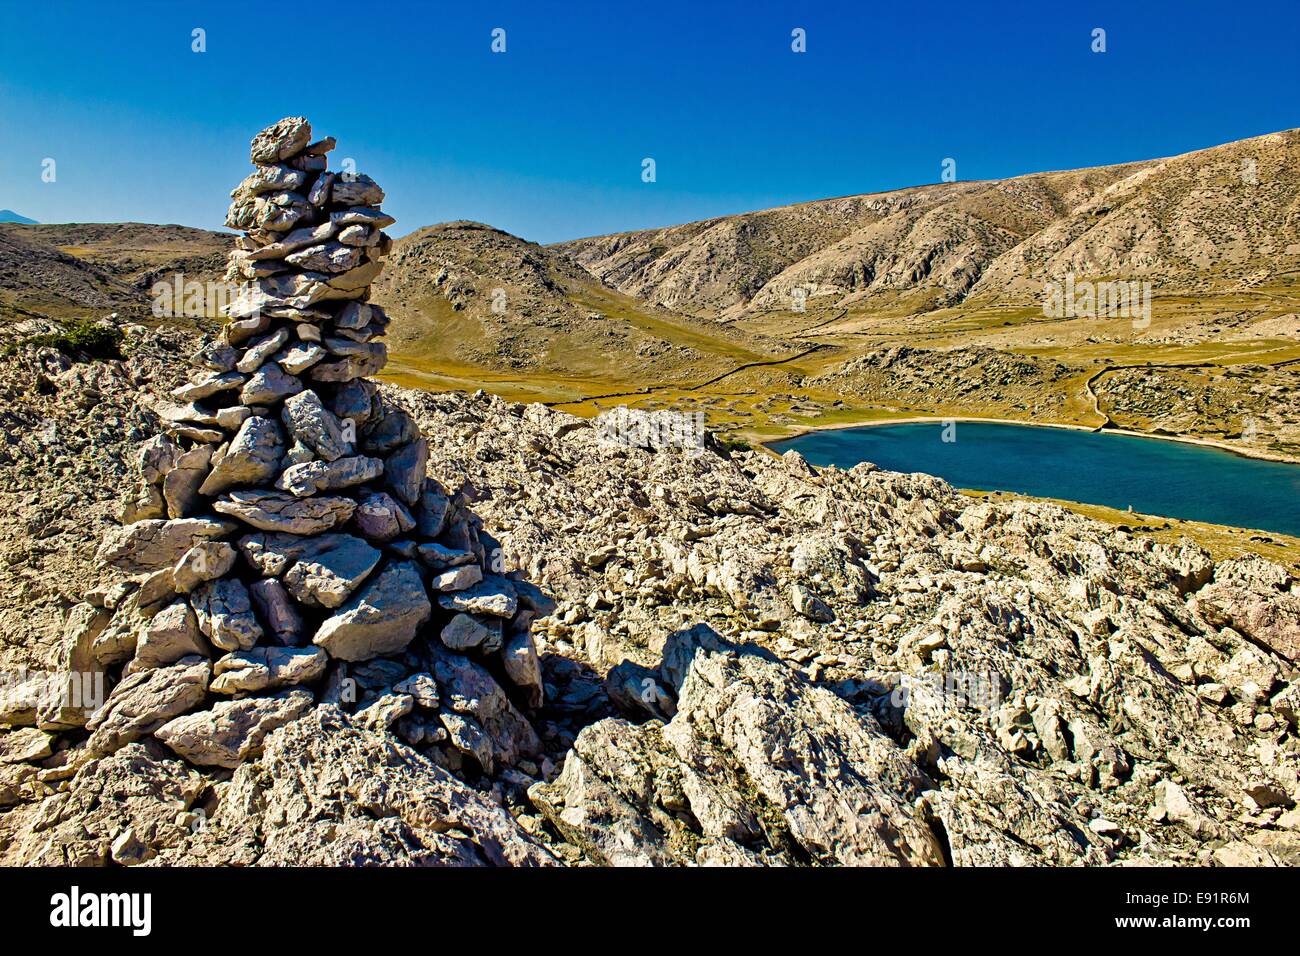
xmin=769 ymin=422 xmax=1300 ymax=537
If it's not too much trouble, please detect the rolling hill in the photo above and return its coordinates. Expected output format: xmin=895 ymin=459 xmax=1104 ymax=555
xmin=370 ymin=220 xmax=791 ymax=401
xmin=0 ymin=221 xmax=230 ymax=322
xmin=3 ymin=129 xmax=1299 ymax=456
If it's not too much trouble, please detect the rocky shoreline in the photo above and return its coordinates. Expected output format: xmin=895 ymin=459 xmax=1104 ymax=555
xmin=763 ymin=414 xmax=1300 ymax=467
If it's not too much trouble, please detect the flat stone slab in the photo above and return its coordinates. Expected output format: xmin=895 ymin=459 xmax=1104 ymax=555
xmin=95 ymin=518 xmax=238 ymax=574
xmin=436 ymin=574 xmax=518 ymax=619
xmin=214 ymin=489 xmax=356 ymax=534
xmin=155 ymin=689 xmax=314 ymax=768
xmin=85 ymin=656 xmax=211 ymax=756
xmin=283 ymin=535 xmax=381 ymax=608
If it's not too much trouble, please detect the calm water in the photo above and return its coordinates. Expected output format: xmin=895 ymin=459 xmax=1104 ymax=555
xmin=769 ymin=422 xmax=1300 ymax=536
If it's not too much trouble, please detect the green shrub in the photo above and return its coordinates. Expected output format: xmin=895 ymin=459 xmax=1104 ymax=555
xmin=5 ymin=320 xmax=124 ymax=361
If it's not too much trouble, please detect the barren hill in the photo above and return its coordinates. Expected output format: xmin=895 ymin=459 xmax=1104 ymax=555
xmin=0 ymin=222 xmax=230 ymax=322
xmin=554 ymin=129 xmax=1300 ymax=318
xmin=369 ymin=220 xmax=789 ymax=395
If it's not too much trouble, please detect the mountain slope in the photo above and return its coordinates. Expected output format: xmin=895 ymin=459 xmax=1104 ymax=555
xmin=554 ymin=129 xmax=1300 ymax=318
xmin=370 ymin=220 xmax=789 ymax=395
xmin=0 ymin=211 xmax=37 ymax=225
xmin=0 ymin=222 xmax=230 ymax=321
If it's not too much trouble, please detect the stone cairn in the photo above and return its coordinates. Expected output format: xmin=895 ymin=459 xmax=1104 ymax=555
xmin=31 ymin=118 xmax=548 ymax=776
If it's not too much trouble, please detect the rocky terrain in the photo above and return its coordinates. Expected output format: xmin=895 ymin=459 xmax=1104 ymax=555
xmin=1095 ymin=362 xmax=1300 ymax=447
xmin=806 ymin=345 xmax=1080 ymax=420
xmin=0 ymin=222 xmax=229 ymax=322
xmin=2 ymin=118 xmax=1299 ymax=869
xmin=3 ymin=319 xmax=1300 ymax=865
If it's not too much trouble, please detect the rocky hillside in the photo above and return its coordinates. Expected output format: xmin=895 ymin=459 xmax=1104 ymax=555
xmin=371 ymin=220 xmax=786 ymax=385
xmin=806 ymin=345 xmax=1082 ymax=420
xmin=2 ymin=326 xmax=1298 ymax=866
xmin=554 ymin=129 xmax=1300 ymax=318
xmin=0 ymin=223 xmax=230 ymax=322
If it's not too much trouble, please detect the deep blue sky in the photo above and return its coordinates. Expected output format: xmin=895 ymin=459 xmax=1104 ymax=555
xmin=1 ymin=0 xmax=1296 ymax=243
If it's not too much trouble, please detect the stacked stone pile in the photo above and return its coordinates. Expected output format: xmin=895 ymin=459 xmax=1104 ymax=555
xmin=19 ymin=118 xmax=548 ymax=778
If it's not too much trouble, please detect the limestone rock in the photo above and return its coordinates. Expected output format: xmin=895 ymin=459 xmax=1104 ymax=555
xmin=210 ymin=647 xmax=328 ymax=694
xmin=240 ymin=363 xmax=302 ymax=406
xmin=156 ymin=708 xmax=553 ymax=865
xmin=436 ymin=574 xmax=518 ymax=618
xmin=275 ymin=455 xmax=382 ymax=497
xmin=249 ymin=578 xmax=306 ymax=645
xmin=191 ymin=578 xmax=263 ymax=652
xmin=250 ymin=116 xmax=312 ymax=165
xmin=171 ymin=541 xmax=237 ymax=593
xmin=532 ymin=634 xmax=943 ymax=866
xmin=214 ymin=489 xmax=356 ymax=534
xmin=95 ymin=518 xmax=236 ymax=574
xmin=199 ymin=416 xmax=284 ymax=495
xmin=431 ymin=649 xmax=541 ymax=775
xmin=313 ymin=561 xmax=431 ymax=661
xmin=280 ymin=389 xmax=353 ymax=461
xmin=162 ymin=444 xmax=215 ymax=518
xmin=440 ymin=612 xmax=500 ymax=651
xmin=282 ymin=535 xmax=381 ymax=608
xmin=133 ymin=600 xmax=210 ymax=669
xmin=155 ymin=689 xmax=314 ymax=768
xmin=383 ymin=438 xmax=428 ymax=507
xmin=85 ymin=657 xmax=211 ymax=757
xmin=353 ymin=490 xmax=415 ymax=541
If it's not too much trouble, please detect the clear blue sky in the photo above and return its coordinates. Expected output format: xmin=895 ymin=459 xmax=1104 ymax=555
xmin=1 ymin=0 xmax=1296 ymax=243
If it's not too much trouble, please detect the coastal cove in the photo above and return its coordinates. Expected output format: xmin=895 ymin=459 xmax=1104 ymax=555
xmin=769 ymin=421 xmax=1300 ymax=538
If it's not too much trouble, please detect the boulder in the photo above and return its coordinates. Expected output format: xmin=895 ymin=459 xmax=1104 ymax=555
xmin=313 ymin=561 xmax=431 ymax=661
xmin=250 ymin=116 xmax=312 ymax=164
xmin=132 ymin=600 xmax=211 ymax=669
xmin=383 ymin=438 xmax=428 ymax=507
xmin=162 ymin=444 xmax=215 ymax=517
xmin=191 ymin=578 xmax=263 ymax=652
xmin=280 ymin=389 xmax=353 ymax=461
xmin=283 ymin=535 xmax=381 ymax=608
xmin=155 ymin=689 xmax=314 ymax=768
xmin=275 ymin=455 xmax=382 ymax=497
xmin=440 ymin=613 xmax=501 ymax=652
xmin=353 ymin=491 xmax=415 ymax=541
xmin=171 ymin=541 xmax=237 ymax=593
xmin=240 ymin=363 xmax=303 ymax=406
xmin=199 ymin=416 xmax=285 ymax=495
xmin=85 ymin=656 xmax=211 ymax=757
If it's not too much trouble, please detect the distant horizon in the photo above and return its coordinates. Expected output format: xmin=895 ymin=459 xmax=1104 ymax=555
xmin=2 ymin=0 xmax=1298 ymax=243
xmin=4 ymin=122 xmax=1294 ymax=245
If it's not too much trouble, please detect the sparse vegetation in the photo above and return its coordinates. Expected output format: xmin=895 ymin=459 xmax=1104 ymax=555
xmin=4 ymin=319 xmax=124 ymax=360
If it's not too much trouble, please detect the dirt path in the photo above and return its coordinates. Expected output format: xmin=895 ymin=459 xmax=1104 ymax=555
xmin=544 ymin=343 xmax=829 ymax=408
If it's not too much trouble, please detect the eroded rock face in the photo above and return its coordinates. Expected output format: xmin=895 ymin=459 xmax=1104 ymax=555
xmin=531 ymin=628 xmax=945 ymax=866
xmin=156 ymin=708 xmax=556 ymax=866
